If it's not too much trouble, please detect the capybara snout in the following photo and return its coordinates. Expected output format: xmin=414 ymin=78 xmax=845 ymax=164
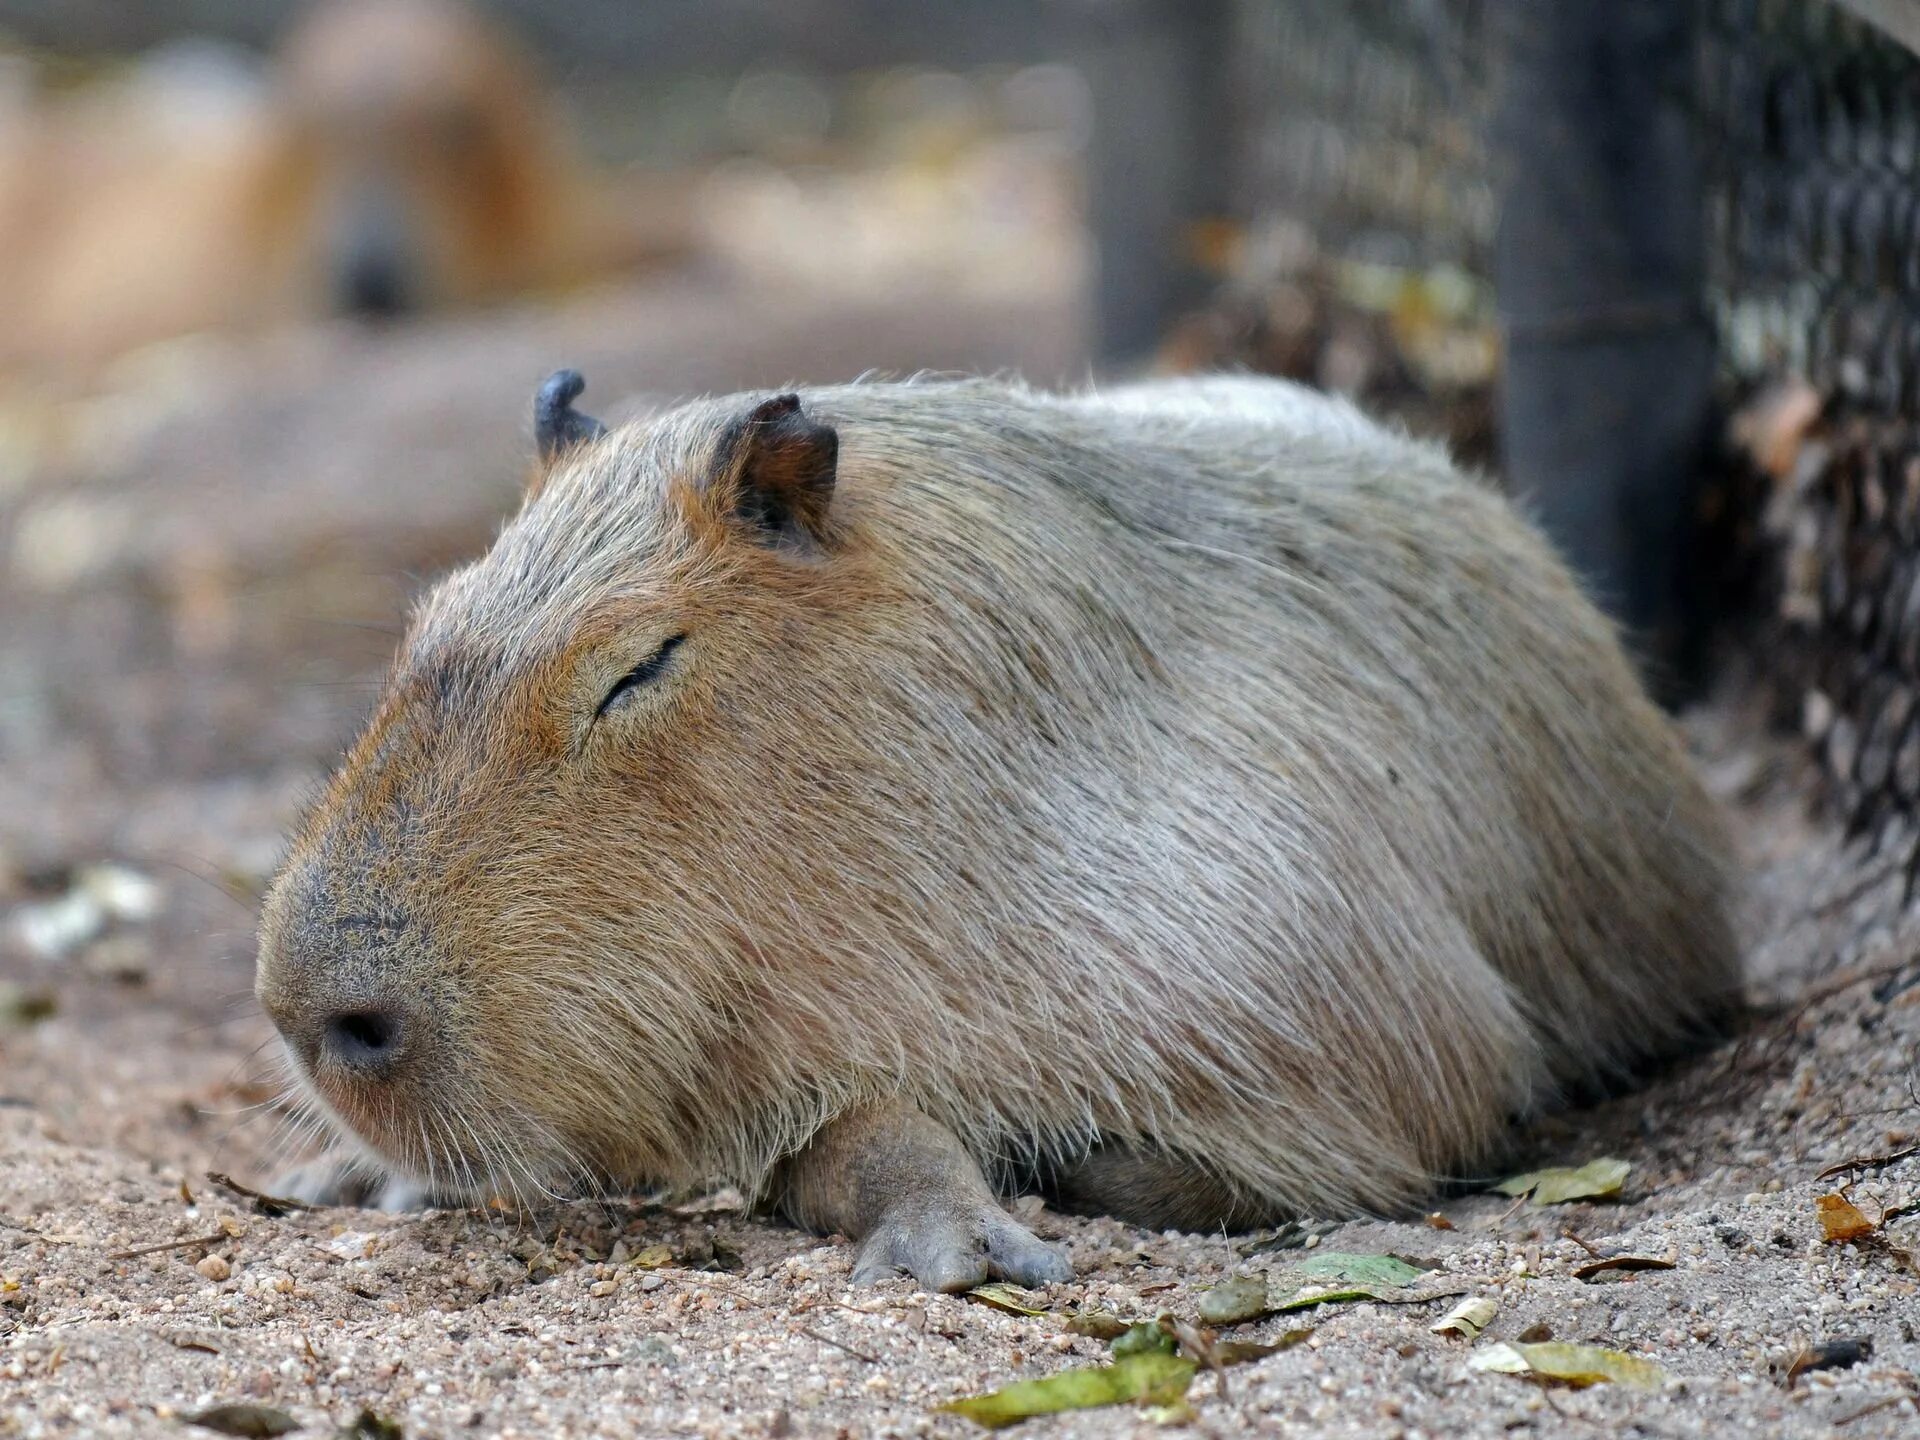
xmin=258 ymin=849 xmax=438 ymax=1123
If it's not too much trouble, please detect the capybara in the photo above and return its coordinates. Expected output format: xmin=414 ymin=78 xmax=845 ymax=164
xmin=262 ymin=0 xmax=693 ymax=318
xmin=0 ymin=0 xmax=692 ymax=373
xmin=256 ymin=373 xmax=1739 ymax=1289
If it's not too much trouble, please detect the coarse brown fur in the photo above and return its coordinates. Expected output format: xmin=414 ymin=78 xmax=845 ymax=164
xmin=257 ymin=373 xmax=1740 ymax=1260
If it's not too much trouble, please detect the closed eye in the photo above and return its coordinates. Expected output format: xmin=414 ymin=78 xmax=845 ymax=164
xmin=597 ymin=634 xmax=686 ymax=717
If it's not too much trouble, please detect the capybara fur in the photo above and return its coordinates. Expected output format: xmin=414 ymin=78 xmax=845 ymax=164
xmin=257 ymin=373 xmax=1739 ymax=1288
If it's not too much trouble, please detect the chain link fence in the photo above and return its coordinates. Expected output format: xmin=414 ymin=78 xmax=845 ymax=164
xmin=1182 ymin=0 xmax=1920 ymax=761
xmin=1164 ymin=1 xmax=1500 ymax=466
xmin=1239 ymin=0 xmax=1498 ymax=276
xmin=1698 ymin=0 xmax=1920 ymax=843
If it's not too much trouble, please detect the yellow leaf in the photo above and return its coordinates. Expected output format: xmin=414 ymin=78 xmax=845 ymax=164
xmin=1493 ymin=1158 xmax=1630 ymax=1205
xmin=1431 ymin=1296 xmax=1497 ymax=1339
xmin=1469 ymin=1341 xmax=1665 ymax=1389
xmin=1815 ymin=1193 xmax=1876 ymax=1244
xmin=966 ymin=1283 xmax=1049 ymax=1317
xmin=938 ymin=1352 xmax=1198 ymax=1429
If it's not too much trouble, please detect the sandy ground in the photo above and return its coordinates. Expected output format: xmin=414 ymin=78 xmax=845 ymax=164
xmin=4 ymin=282 xmax=1920 ymax=1438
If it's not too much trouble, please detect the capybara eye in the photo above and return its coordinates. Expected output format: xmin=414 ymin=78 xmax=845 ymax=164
xmin=596 ymin=634 xmax=686 ymax=718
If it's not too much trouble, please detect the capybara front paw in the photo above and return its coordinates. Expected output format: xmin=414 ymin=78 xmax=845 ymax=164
xmin=851 ymin=1202 xmax=1072 ymax=1291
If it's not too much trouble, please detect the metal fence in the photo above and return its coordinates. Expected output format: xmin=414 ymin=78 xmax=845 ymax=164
xmin=1194 ymin=0 xmax=1920 ymax=738
xmin=1234 ymin=0 xmax=1498 ymax=278
xmin=1695 ymin=0 xmax=1920 ymax=838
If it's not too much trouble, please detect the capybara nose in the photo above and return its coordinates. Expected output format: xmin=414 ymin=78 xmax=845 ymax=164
xmin=322 ymin=1007 xmax=408 ymax=1075
xmin=336 ymin=250 xmax=414 ymax=318
xmin=331 ymin=194 xmax=417 ymax=319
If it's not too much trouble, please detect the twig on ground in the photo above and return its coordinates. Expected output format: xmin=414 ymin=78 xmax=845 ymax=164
xmin=107 ymin=1230 xmax=232 ymax=1261
xmin=1789 ymin=957 xmax=1918 ymax=1013
xmin=1722 ymin=957 xmax=1918 ymax=1083
xmin=1814 ymin=1144 xmax=1920 ymax=1184
xmin=1837 ymin=1390 xmax=1918 ymax=1427
xmin=1813 ymin=859 xmax=1903 ymax=919
xmin=205 ymin=1172 xmax=313 ymax=1216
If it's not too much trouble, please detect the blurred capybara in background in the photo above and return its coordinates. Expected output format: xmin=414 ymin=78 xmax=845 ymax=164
xmin=0 ymin=0 xmax=696 ymax=374
xmin=264 ymin=0 xmax=695 ymax=318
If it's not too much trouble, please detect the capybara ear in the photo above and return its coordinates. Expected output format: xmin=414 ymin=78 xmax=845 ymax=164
xmin=707 ymin=393 xmax=839 ymax=546
xmin=525 ymin=369 xmax=608 ymax=498
xmin=531 ymin=368 xmax=606 ymax=467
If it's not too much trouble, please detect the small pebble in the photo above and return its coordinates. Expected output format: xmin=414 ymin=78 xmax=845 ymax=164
xmin=195 ymin=1255 xmax=230 ymax=1283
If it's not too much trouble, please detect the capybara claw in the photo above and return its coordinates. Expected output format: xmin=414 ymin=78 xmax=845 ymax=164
xmin=851 ymin=1203 xmax=1070 ymax=1291
xmin=986 ymin=1217 xmax=1074 ymax=1287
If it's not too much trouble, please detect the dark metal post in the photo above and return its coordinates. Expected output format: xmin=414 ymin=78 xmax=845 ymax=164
xmin=1068 ymin=0 xmax=1235 ymax=364
xmin=1492 ymin=0 xmax=1714 ymax=701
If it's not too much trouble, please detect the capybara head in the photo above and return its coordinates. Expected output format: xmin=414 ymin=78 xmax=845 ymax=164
xmin=258 ymin=380 xmax=875 ymax=1197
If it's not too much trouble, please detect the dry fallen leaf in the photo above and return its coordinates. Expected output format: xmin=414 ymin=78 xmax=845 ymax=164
xmin=966 ymin=1283 xmax=1049 ymax=1317
xmin=1431 ymin=1296 xmax=1497 ymax=1339
xmin=938 ymin=1352 xmax=1197 ymax=1429
xmin=1468 ymin=1341 xmax=1665 ymax=1390
xmin=186 ymin=1405 xmax=301 ymax=1438
xmin=1273 ymin=1281 xmax=1465 ymax=1313
xmin=204 ymin=1172 xmax=313 ymax=1217
xmin=1196 ymin=1275 xmax=1273 ymax=1325
xmin=1198 ymin=1267 xmax=1464 ymax=1325
xmin=1061 ymin=1308 xmax=1132 ymax=1340
xmin=1494 ymin=1159 xmax=1630 ymax=1206
xmin=1572 ymin=1254 xmax=1677 ymax=1281
xmin=1816 ymin=1193 xmax=1877 ymax=1244
xmin=1211 ymin=1330 xmax=1311 ymax=1365
xmin=1236 ymin=1219 xmax=1340 ymax=1256
xmin=1777 ymin=1337 xmax=1873 ymax=1388
xmin=1813 ymin=1145 xmax=1920 ymax=1183
xmin=1139 ymin=1315 xmax=1310 ymax=1371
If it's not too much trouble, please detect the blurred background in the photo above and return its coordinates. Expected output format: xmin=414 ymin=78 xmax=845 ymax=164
xmin=3 ymin=0 xmax=1920 ymax=1166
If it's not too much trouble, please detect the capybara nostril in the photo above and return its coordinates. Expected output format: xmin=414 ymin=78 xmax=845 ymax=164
xmin=323 ymin=1008 xmax=407 ymax=1073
